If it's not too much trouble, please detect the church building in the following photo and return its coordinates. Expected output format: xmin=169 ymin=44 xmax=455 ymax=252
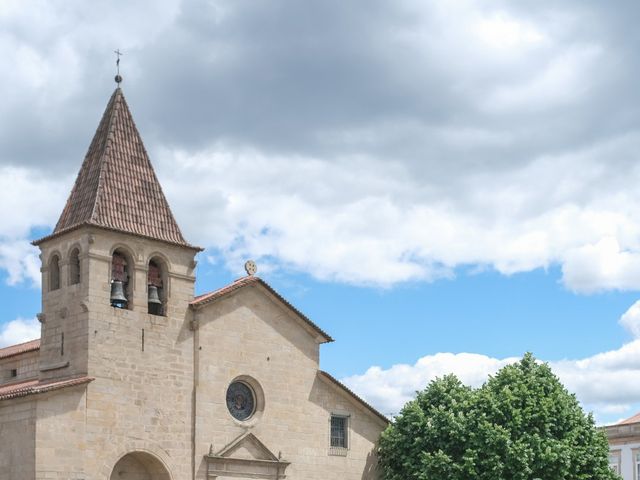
xmin=0 ymin=83 xmax=387 ymax=479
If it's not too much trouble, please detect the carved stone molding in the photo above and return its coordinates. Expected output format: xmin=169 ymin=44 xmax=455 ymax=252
xmin=205 ymin=432 xmax=290 ymax=479
xmin=40 ymin=361 xmax=70 ymax=372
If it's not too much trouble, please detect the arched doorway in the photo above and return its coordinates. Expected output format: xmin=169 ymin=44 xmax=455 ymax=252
xmin=109 ymin=451 xmax=171 ymax=480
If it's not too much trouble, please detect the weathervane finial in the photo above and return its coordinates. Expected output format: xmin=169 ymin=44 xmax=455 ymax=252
xmin=114 ymin=49 xmax=123 ymax=85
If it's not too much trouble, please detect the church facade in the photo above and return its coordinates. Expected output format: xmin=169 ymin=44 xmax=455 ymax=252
xmin=0 ymin=86 xmax=387 ymax=480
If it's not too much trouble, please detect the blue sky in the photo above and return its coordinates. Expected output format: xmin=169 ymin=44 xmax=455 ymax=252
xmin=6 ymin=240 xmax=640 ymax=423
xmin=3 ymin=0 xmax=640 ymax=425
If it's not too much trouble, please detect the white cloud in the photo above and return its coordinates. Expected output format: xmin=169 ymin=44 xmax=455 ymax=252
xmin=157 ymin=137 xmax=640 ymax=292
xmin=343 ymin=353 xmax=518 ymax=416
xmin=562 ymin=237 xmax=640 ymax=293
xmin=0 ymin=240 xmax=41 ymax=287
xmin=0 ymin=166 xmax=65 ymax=287
xmin=0 ymin=0 xmax=639 ymax=297
xmin=474 ymin=13 xmax=546 ymax=50
xmin=620 ymin=300 xmax=640 ymax=338
xmin=342 ymin=346 xmax=640 ymax=424
xmin=0 ymin=166 xmax=66 ymax=239
xmin=342 ymin=301 xmax=640 ymax=424
xmin=483 ymin=45 xmax=601 ymax=112
xmin=0 ymin=317 xmax=40 ymax=348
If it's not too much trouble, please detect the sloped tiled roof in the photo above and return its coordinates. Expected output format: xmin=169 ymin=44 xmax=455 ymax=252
xmin=618 ymin=411 xmax=640 ymax=425
xmin=190 ymin=276 xmax=334 ymax=343
xmin=0 ymin=339 xmax=41 ymax=360
xmin=34 ymin=87 xmax=197 ymax=249
xmin=0 ymin=376 xmax=93 ymax=401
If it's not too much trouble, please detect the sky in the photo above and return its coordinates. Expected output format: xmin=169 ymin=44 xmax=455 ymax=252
xmin=2 ymin=0 xmax=640 ymax=424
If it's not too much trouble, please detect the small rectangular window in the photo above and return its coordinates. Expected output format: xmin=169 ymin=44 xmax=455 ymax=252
xmin=330 ymin=415 xmax=348 ymax=449
xmin=609 ymin=451 xmax=620 ymax=474
xmin=10 ymin=369 xmax=17 ymax=378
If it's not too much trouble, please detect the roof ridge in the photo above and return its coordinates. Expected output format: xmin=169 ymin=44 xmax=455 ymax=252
xmin=192 ymin=276 xmax=256 ymax=303
xmin=190 ymin=276 xmax=333 ymax=343
xmin=618 ymin=411 xmax=640 ymax=425
xmin=89 ymin=88 xmax=121 ymax=224
xmin=318 ymin=370 xmax=389 ymax=425
xmin=0 ymin=338 xmax=41 ymax=360
xmin=0 ymin=338 xmax=40 ymax=350
xmin=0 ymin=375 xmax=94 ymax=402
xmin=124 ymin=101 xmax=187 ymax=242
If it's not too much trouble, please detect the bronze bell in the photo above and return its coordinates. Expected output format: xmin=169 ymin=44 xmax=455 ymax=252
xmin=110 ymin=280 xmax=127 ymax=308
xmin=147 ymin=285 xmax=162 ymax=305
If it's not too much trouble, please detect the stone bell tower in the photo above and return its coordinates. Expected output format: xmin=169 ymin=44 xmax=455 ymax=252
xmin=32 ymin=88 xmax=200 ymax=478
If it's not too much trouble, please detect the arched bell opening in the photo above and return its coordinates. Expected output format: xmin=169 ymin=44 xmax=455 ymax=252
xmin=147 ymin=257 xmax=167 ymax=316
xmin=110 ymin=249 xmax=133 ymax=309
xmin=49 ymin=254 xmax=61 ymax=291
xmin=109 ymin=451 xmax=172 ymax=480
xmin=68 ymin=247 xmax=81 ymax=285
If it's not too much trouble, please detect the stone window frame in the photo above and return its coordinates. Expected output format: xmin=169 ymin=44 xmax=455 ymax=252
xmin=68 ymin=245 xmax=81 ymax=286
xmin=225 ymin=375 xmax=265 ymax=427
xmin=329 ymin=413 xmax=350 ymax=456
xmin=110 ymin=246 xmax=135 ymax=310
xmin=48 ymin=253 xmax=61 ymax=291
xmin=146 ymin=254 xmax=170 ymax=317
xmin=609 ymin=449 xmax=621 ymax=475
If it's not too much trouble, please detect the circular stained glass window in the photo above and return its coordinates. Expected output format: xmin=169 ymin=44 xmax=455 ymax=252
xmin=226 ymin=381 xmax=256 ymax=421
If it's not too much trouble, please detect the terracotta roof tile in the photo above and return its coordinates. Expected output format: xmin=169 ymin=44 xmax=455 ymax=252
xmin=0 ymin=339 xmax=40 ymax=360
xmin=0 ymin=376 xmax=93 ymax=401
xmin=618 ymin=411 xmax=640 ymax=425
xmin=190 ymin=276 xmax=333 ymax=343
xmin=34 ymin=88 xmax=196 ymax=248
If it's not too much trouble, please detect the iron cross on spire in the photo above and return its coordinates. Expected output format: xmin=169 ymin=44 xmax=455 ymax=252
xmin=114 ymin=49 xmax=123 ymax=85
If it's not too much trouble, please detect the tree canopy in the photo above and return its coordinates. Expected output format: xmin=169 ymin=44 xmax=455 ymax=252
xmin=378 ymin=353 xmax=618 ymax=480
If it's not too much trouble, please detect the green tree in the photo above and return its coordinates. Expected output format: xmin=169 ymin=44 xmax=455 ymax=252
xmin=378 ymin=353 xmax=618 ymax=480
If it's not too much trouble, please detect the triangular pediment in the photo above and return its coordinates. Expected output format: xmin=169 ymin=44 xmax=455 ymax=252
xmin=206 ymin=433 xmax=290 ymax=479
xmin=191 ymin=276 xmax=333 ymax=344
xmin=215 ymin=432 xmax=279 ymax=461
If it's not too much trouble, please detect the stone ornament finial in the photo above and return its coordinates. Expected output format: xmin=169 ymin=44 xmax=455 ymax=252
xmin=244 ymin=260 xmax=257 ymax=276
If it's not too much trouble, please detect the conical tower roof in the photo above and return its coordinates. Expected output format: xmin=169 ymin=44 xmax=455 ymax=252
xmin=36 ymin=88 xmax=196 ymax=248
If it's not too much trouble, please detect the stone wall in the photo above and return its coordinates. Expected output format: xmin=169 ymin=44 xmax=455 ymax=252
xmin=0 ymin=396 xmax=36 ymax=480
xmin=605 ymin=423 xmax=640 ymax=479
xmin=15 ymin=224 xmax=384 ymax=480
xmin=80 ymin=228 xmax=197 ymax=480
xmin=193 ymin=285 xmax=385 ymax=480
xmin=34 ymin=387 xmax=88 ymax=480
xmin=0 ymin=350 xmax=40 ymax=384
xmin=38 ymin=230 xmax=91 ymax=381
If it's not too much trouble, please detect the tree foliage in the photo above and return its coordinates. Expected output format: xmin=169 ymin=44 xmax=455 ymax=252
xmin=378 ymin=353 xmax=618 ymax=480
